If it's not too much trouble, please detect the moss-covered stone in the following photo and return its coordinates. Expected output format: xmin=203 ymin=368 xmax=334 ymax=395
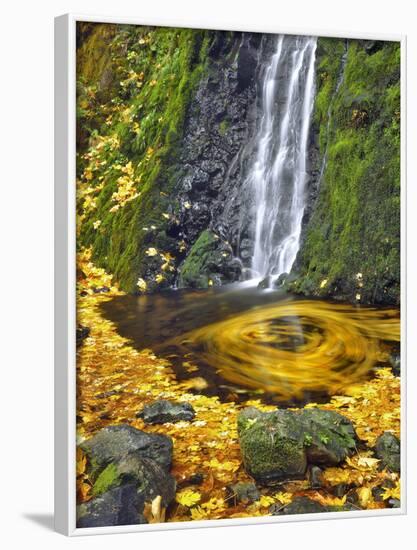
xmin=374 ymin=432 xmax=400 ymax=472
xmin=237 ymin=407 xmax=358 ymax=484
xmin=178 ymin=230 xmax=227 ymax=288
xmin=294 ymin=38 xmax=400 ymax=305
xmin=237 ymin=408 xmax=307 ymax=483
xmin=93 ymin=463 xmax=119 ymax=496
xmin=300 ymin=408 xmax=357 ymax=465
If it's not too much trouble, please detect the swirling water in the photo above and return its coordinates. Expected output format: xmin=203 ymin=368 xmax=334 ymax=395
xmin=101 ymin=287 xmax=399 ymax=404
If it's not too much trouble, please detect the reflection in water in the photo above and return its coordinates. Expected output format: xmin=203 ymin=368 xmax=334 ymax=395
xmin=101 ymin=287 xmax=400 ymax=403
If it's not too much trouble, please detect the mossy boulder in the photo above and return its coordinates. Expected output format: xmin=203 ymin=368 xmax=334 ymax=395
xmin=77 ymin=426 xmax=176 ymax=528
xmin=92 ymin=453 xmax=176 ymax=504
xmin=78 ymin=454 xmax=176 ymax=528
xmin=374 ymin=432 xmax=400 ymax=473
xmin=237 ymin=408 xmax=308 ymax=483
xmin=178 ymin=230 xmax=234 ymax=288
xmin=237 ymin=407 xmax=358 ymax=484
xmin=301 ymin=408 xmax=357 ymax=466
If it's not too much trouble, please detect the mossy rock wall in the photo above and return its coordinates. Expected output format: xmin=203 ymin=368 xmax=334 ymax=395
xmin=292 ymin=38 xmax=400 ymax=305
xmin=76 ymin=23 xmax=212 ymax=293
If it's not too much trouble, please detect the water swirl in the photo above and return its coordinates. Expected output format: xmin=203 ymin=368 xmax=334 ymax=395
xmin=175 ymin=300 xmax=400 ymax=400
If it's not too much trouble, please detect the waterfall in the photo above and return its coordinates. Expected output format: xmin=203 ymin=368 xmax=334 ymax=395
xmin=247 ymin=35 xmax=317 ymax=281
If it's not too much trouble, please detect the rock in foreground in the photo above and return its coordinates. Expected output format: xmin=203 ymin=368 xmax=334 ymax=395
xmin=237 ymin=407 xmax=357 ymax=484
xmin=270 ymin=496 xmax=354 ymax=516
xmin=77 ymin=425 xmax=176 ymax=528
xmin=374 ymin=432 xmax=401 ymax=473
xmin=137 ymin=399 xmax=195 ymax=424
xmin=77 ymin=483 xmax=146 ymax=528
xmin=80 ymin=424 xmax=173 ymax=471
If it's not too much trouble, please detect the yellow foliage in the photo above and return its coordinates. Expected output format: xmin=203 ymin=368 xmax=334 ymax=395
xmin=176 ymin=490 xmax=201 ymax=507
xmin=76 ymin=250 xmax=401 ymax=523
xmin=382 ymin=480 xmax=400 ymax=501
xmin=136 ymin=278 xmax=147 ymax=292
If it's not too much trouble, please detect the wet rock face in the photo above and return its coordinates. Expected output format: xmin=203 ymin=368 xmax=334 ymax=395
xmin=175 ymin=32 xmax=275 ymax=288
xmin=237 ymin=407 xmax=358 ymax=484
xmin=137 ymin=399 xmax=196 ymax=424
xmin=374 ymin=432 xmax=401 ymax=473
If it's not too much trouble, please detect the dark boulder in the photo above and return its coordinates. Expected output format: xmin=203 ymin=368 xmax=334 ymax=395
xmin=92 ymin=453 xmax=176 ymax=507
xmin=389 ymin=352 xmax=400 ymax=377
xmin=76 ymin=325 xmax=90 ymax=346
xmin=301 ymin=409 xmax=357 ymax=466
xmin=77 ymin=483 xmax=146 ymax=528
xmin=237 ymin=407 xmax=358 ymax=484
xmin=374 ymin=432 xmax=401 ymax=473
xmin=226 ymin=482 xmax=260 ymax=505
xmin=80 ymin=424 xmax=173 ymax=472
xmin=270 ymin=496 xmax=354 ymax=516
xmin=137 ymin=400 xmax=195 ymax=424
xmin=270 ymin=496 xmax=327 ymax=515
xmin=258 ymin=276 xmax=273 ymax=290
xmin=309 ymin=465 xmax=324 ymax=489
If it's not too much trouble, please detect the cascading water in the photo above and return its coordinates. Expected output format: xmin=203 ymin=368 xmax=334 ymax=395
xmin=247 ymin=35 xmax=317 ymax=281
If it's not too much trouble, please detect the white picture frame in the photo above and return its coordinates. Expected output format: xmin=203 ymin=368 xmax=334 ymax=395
xmin=54 ymin=13 xmax=407 ymax=536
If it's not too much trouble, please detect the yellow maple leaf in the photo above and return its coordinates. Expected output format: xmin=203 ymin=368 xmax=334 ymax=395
xmin=259 ymin=495 xmax=275 ymax=508
xmin=176 ymin=489 xmax=201 ymax=507
xmin=274 ymin=492 xmax=293 ymax=505
xmin=323 ymin=467 xmax=350 ymax=486
xmin=201 ymin=497 xmax=225 ymax=511
xmin=76 ymin=448 xmax=87 ymax=476
xmin=357 ymin=456 xmax=380 ymax=469
xmin=382 ymin=480 xmax=400 ymax=501
xmin=357 ymin=486 xmax=372 ymax=508
xmin=136 ymin=278 xmax=147 ymax=291
xmin=190 ymin=506 xmax=207 ymax=520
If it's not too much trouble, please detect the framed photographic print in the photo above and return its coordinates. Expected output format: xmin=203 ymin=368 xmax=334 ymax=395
xmin=54 ymin=13 xmax=406 ymax=536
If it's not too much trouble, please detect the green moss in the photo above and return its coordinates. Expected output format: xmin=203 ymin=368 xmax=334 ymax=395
xmin=77 ymin=24 xmax=213 ymax=292
xmin=237 ymin=409 xmax=307 ymax=481
xmin=294 ymin=39 xmax=400 ymax=304
xmin=218 ymin=118 xmax=229 ymax=136
xmin=92 ymin=463 xmax=120 ymax=496
xmin=178 ymin=230 xmax=220 ymax=288
xmin=240 ymin=423 xmax=306 ymax=480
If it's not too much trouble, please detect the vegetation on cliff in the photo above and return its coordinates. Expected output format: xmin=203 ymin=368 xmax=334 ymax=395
xmin=293 ymin=38 xmax=400 ymax=305
xmin=77 ymin=23 xmax=211 ymax=293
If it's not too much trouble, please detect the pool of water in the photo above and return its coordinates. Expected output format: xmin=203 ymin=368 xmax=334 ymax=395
xmin=100 ymin=283 xmax=400 ymax=406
